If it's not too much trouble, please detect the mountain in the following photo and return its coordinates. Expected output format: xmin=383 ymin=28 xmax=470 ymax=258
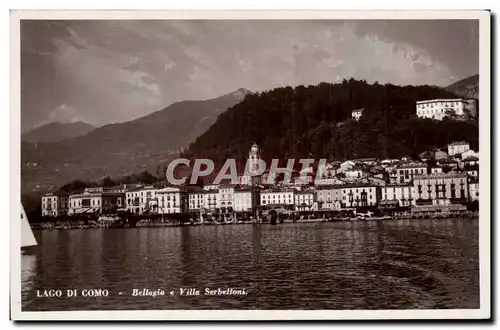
xmin=21 ymin=89 xmax=250 ymax=192
xmin=445 ymin=74 xmax=479 ymax=99
xmin=22 ymin=121 xmax=96 ymax=143
xmin=186 ymin=79 xmax=479 ymax=168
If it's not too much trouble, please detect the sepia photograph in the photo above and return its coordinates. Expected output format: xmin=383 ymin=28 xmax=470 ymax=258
xmin=11 ymin=10 xmax=490 ymax=320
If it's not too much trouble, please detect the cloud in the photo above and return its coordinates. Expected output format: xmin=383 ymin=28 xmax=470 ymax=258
xmin=21 ymin=19 xmax=477 ymax=130
xmin=48 ymin=104 xmax=86 ymax=123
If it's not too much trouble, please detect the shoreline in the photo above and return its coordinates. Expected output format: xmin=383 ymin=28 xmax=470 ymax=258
xmin=30 ymin=212 xmax=479 ymax=230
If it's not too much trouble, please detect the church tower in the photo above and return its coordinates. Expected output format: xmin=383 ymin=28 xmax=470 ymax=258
xmin=249 ymin=142 xmax=261 ymax=175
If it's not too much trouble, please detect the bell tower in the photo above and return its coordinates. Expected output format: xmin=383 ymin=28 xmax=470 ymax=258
xmin=249 ymin=142 xmax=261 ymax=175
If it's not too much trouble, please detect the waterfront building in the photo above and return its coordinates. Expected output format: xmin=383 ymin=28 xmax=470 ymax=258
xmin=396 ymin=161 xmax=427 ymax=184
xmin=413 ymin=172 xmax=468 ymax=206
xmin=203 ymin=189 xmax=219 ymax=212
xmin=41 ymin=192 xmax=69 ymax=217
xmin=381 ymin=183 xmax=416 ymax=207
xmin=294 ymin=190 xmax=317 ymax=211
xmin=448 ymin=141 xmax=470 ymax=156
xmin=341 ymin=183 xmax=381 ymax=208
xmin=125 ymin=185 xmax=159 ymax=214
xmin=156 ymin=186 xmax=187 ymax=214
xmin=218 ymin=184 xmax=237 ymax=211
xmin=352 ymin=108 xmax=363 ymax=121
xmin=188 ymin=188 xmax=205 ymax=212
xmin=260 ymin=188 xmax=295 ymax=207
xmin=233 ymin=187 xmax=259 ymax=212
xmin=316 ymin=185 xmax=342 ymax=210
xmin=416 ymin=99 xmax=467 ymax=120
xmin=69 ymin=187 xmax=125 ymax=215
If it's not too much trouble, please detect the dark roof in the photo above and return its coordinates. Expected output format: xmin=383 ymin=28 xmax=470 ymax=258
xmin=316 ymin=184 xmax=344 ymax=190
xmin=342 ymin=182 xmax=379 ymax=189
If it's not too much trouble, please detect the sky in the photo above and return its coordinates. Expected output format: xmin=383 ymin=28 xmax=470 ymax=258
xmin=20 ymin=19 xmax=479 ymax=132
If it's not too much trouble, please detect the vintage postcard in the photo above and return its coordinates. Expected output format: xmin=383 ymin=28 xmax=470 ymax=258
xmin=10 ymin=10 xmax=491 ymax=320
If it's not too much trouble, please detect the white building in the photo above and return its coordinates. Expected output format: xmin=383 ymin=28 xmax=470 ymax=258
xmin=233 ymin=188 xmax=259 ymax=212
xmin=69 ymin=188 xmax=125 ymax=215
xmin=341 ymin=184 xmax=381 ymax=208
xmin=316 ymin=185 xmax=342 ymax=210
xmin=188 ymin=189 xmax=205 ymax=211
xmin=260 ymin=189 xmax=295 ymax=207
xmin=416 ymin=99 xmax=467 ymax=120
xmin=352 ymin=108 xmax=363 ymax=121
xmin=396 ymin=161 xmax=427 ymax=184
xmin=294 ymin=190 xmax=317 ymax=211
xmin=203 ymin=190 xmax=219 ymax=211
xmin=413 ymin=173 xmax=468 ymax=205
xmin=381 ymin=184 xmax=416 ymax=207
xmin=125 ymin=185 xmax=159 ymax=214
xmin=218 ymin=184 xmax=236 ymax=211
xmin=156 ymin=187 xmax=187 ymax=214
xmin=41 ymin=192 xmax=69 ymax=217
xmin=448 ymin=141 xmax=470 ymax=156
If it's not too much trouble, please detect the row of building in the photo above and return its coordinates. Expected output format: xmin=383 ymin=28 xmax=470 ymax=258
xmin=41 ymin=170 xmax=477 ymax=217
xmin=41 ymin=140 xmax=479 ymax=218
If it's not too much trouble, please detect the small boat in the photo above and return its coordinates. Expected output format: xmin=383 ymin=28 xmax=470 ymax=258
xmin=21 ymin=204 xmax=37 ymax=253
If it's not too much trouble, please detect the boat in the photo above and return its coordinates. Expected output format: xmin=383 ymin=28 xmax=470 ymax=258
xmin=21 ymin=204 xmax=37 ymax=252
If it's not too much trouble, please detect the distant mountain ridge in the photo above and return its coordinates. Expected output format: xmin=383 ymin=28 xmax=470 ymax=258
xmin=445 ymin=74 xmax=479 ymax=99
xmin=22 ymin=121 xmax=96 ymax=143
xmin=21 ymin=88 xmax=250 ymax=192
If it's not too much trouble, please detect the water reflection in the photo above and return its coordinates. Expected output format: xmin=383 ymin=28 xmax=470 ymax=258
xmin=22 ymin=218 xmax=479 ymax=310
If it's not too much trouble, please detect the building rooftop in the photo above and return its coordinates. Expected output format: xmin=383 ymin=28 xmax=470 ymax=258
xmin=342 ymin=182 xmax=378 ymax=189
xmin=416 ymin=99 xmax=465 ymax=104
xmin=385 ymin=182 xmax=413 ymax=187
xmin=448 ymin=141 xmax=470 ymax=146
xmin=316 ymin=184 xmax=344 ymax=190
xmin=413 ymin=172 xmax=467 ymax=180
xmin=397 ymin=161 xmax=427 ymax=169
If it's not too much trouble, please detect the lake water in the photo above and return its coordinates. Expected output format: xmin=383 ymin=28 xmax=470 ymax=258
xmin=21 ymin=218 xmax=479 ymax=310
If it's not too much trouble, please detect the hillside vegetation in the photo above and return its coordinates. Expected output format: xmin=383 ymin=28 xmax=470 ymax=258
xmin=186 ymin=79 xmax=479 ymax=166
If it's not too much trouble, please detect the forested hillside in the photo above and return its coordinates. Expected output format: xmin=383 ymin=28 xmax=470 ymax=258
xmin=186 ymin=79 xmax=479 ymax=166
